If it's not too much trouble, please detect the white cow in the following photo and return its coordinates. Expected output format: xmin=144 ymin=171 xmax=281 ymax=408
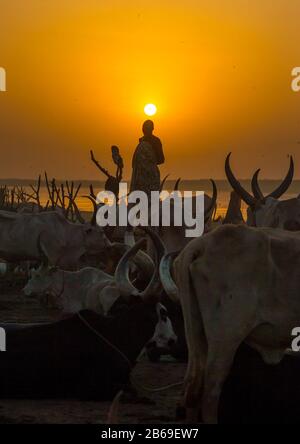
xmin=160 ymin=224 xmax=300 ymax=423
xmin=0 ymin=209 xmax=110 ymax=270
xmin=225 ymin=153 xmax=300 ymax=230
xmin=23 ymin=265 xmax=120 ymax=315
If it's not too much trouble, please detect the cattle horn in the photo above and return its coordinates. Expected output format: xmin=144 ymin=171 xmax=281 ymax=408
xmin=267 ymin=156 xmax=294 ymax=199
xmin=115 ymin=238 xmax=148 ymax=299
xmin=82 ymin=195 xmax=98 ymax=225
xmin=252 ymin=156 xmax=294 ymax=201
xmin=115 ymin=227 xmax=165 ymax=301
xmin=159 ymin=174 xmax=170 ymax=193
xmin=225 ymin=153 xmax=257 ymax=208
xmin=251 ymin=169 xmax=264 ymax=200
xmin=159 ymin=251 xmax=179 ymax=303
xmin=174 ymin=178 xmax=181 ymax=191
xmin=204 ymin=179 xmax=218 ymax=222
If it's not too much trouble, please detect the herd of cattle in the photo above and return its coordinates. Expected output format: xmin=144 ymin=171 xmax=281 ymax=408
xmin=1 ymin=152 xmax=300 ymax=424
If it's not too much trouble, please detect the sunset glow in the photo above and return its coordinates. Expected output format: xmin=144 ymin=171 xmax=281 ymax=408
xmin=144 ymin=104 xmax=157 ymax=116
xmin=0 ymin=1 xmax=300 ymax=180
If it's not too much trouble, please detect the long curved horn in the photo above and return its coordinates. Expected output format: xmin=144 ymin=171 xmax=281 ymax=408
xmin=115 ymin=238 xmax=147 ymax=299
xmin=266 ymin=156 xmax=294 ymax=199
xmin=174 ymin=178 xmax=181 ymax=191
xmin=159 ymin=252 xmax=179 ymax=303
xmin=251 ymin=169 xmax=264 ymax=200
xmin=115 ymin=227 xmax=166 ymax=300
xmin=82 ymin=195 xmax=98 ymax=225
xmin=124 ymin=228 xmax=155 ymax=278
xmin=67 ymin=197 xmax=85 ymax=224
xmin=159 ymin=174 xmax=170 ymax=193
xmin=204 ymin=179 xmax=218 ymax=222
xmin=225 ymin=153 xmax=256 ymax=208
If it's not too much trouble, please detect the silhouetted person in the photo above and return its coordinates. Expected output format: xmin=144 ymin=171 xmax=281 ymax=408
xmin=130 ymin=120 xmax=165 ymax=196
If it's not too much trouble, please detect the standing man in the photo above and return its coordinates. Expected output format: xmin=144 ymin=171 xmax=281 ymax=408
xmin=130 ymin=120 xmax=165 ymax=196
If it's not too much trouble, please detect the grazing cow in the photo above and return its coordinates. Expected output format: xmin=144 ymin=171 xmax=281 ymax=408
xmin=160 ymin=224 xmax=300 ymax=423
xmin=0 ymin=210 xmax=111 ymax=270
xmin=225 ymin=153 xmax=300 ymax=230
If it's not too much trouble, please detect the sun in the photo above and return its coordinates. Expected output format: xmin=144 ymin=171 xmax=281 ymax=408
xmin=144 ymin=103 xmax=157 ymax=116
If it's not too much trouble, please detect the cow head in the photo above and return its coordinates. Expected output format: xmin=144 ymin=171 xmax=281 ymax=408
xmin=23 ymin=265 xmax=61 ymax=298
xmin=145 ymin=302 xmax=178 ymax=361
xmin=114 ymin=227 xmax=180 ymax=361
xmin=225 ymin=153 xmax=298 ymax=230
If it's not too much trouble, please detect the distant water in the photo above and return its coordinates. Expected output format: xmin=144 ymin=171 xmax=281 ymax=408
xmin=1 ymin=179 xmax=299 ymax=218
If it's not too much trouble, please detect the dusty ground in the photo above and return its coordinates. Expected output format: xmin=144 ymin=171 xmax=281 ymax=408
xmin=0 ymin=279 xmax=186 ymax=424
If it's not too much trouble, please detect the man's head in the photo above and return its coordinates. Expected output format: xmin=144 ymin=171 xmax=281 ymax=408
xmin=142 ymin=120 xmax=154 ymax=136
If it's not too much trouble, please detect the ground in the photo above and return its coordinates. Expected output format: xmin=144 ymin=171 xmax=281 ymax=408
xmin=0 ymin=280 xmax=186 ymax=424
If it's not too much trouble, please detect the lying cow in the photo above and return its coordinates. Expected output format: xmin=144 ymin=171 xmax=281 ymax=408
xmin=23 ymin=245 xmax=156 ymax=316
xmin=160 ymin=224 xmax=300 ymax=423
xmin=23 ymin=265 xmax=120 ymax=315
xmin=0 ymin=231 xmax=174 ymax=399
xmin=24 ymin=229 xmax=178 ymax=358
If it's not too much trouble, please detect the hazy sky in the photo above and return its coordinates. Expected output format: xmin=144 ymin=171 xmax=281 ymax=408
xmin=0 ymin=0 xmax=300 ymax=180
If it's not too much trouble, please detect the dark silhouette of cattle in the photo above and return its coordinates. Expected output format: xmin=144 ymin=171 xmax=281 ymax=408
xmin=177 ymin=342 xmax=300 ymax=423
xmin=219 ymin=344 xmax=300 ymax=424
xmin=0 ymin=303 xmax=159 ymax=400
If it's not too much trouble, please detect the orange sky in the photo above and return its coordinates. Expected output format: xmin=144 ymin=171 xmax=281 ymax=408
xmin=0 ymin=0 xmax=300 ymax=180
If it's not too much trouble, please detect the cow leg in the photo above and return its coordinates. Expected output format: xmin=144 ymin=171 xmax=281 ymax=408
xmin=180 ymin=290 xmax=207 ymax=422
xmin=201 ymin=342 xmax=241 ymax=424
